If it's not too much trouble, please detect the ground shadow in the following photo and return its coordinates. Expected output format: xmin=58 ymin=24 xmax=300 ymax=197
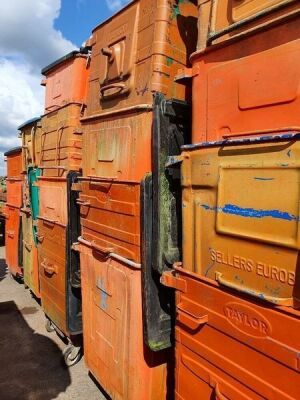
xmin=0 ymin=300 xmax=71 ymax=400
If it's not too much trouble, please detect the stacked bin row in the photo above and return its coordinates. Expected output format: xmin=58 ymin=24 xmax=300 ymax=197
xmin=0 ymin=178 xmax=7 ymax=240
xmin=4 ymin=147 xmax=23 ymax=278
xmin=36 ymin=49 xmax=89 ymax=359
xmin=19 ymin=117 xmax=42 ymax=298
xmin=161 ymin=1 xmax=300 ymax=399
xmin=4 ymin=0 xmax=300 ymax=399
xmin=75 ymin=1 xmax=198 ymax=398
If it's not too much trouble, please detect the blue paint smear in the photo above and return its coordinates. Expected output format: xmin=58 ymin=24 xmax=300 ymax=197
xmin=254 ymin=177 xmax=274 ymax=181
xmin=201 ymin=203 xmax=299 ymax=222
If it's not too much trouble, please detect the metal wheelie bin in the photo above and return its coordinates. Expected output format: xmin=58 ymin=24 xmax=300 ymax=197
xmin=37 ymin=48 xmax=89 ymax=365
xmin=4 ymin=147 xmax=23 ymax=278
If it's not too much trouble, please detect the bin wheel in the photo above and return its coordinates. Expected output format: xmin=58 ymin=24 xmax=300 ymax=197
xmin=45 ymin=319 xmax=55 ymax=333
xmin=63 ymin=345 xmax=81 ymax=367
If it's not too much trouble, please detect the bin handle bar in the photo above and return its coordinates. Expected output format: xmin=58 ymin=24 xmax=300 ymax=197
xmin=215 ymin=272 xmax=294 ymax=307
xmin=222 ymin=127 xmax=300 ymax=139
xmin=78 ymin=176 xmax=138 ymax=184
xmin=41 ymin=260 xmax=58 ymax=275
xmin=39 ymin=166 xmax=66 ymax=170
xmin=76 ymin=199 xmax=91 ymax=206
xmin=37 ymin=216 xmax=59 ymax=225
xmin=78 ymin=237 xmax=141 ymax=269
xmin=6 ymin=177 xmax=22 ymax=182
xmin=87 ymin=175 xmax=117 ymax=181
xmin=91 ymin=240 xmax=114 ymax=256
xmin=36 ymin=235 xmax=44 ymax=243
xmin=23 ymin=241 xmax=32 ymax=251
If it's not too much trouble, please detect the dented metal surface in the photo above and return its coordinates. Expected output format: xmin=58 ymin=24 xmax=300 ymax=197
xmin=36 ymin=104 xmax=83 ymax=177
xmin=5 ymin=147 xmax=23 ymax=277
xmin=170 ymin=267 xmax=300 ymax=400
xmin=79 ymin=241 xmax=168 ymax=400
xmin=197 ymin=0 xmax=300 ymax=49
xmin=85 ymin=0 xmax=197 ymax=116
xmin=42 ymin=50 xmax=89 ymax=114
xmin=180 ymin=137 xmax=300 ymax=307
xmin=191 ymin=17 xmax=300 ymax=143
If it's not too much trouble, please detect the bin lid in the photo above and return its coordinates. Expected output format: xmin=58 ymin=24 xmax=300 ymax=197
xmin=17 ymin=117 xmax=41 ymax=131
xmin=4 ymin=146 xmax=22 ymax=157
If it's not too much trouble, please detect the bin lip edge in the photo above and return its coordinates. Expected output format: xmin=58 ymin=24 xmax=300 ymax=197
xmin=4 ymin=146 xmax=22 ymax=157
xmin=17 ymin=117 xmax=41 ymax=131
xmin=41 ymin=50 xmax=82 ymax=76
xmin=182 ymin=132 xmax=300 ymax=151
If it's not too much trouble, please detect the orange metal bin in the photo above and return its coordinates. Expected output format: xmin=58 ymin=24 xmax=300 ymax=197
xmin=37 ymin=172 xmax=82 ymax=340
xmin=84 ymin=0 xmax=197 ymax=117
xmin=6 ymin=179 xmax=22 ymax=209
xmin=190 ymin=13 xmax=300 ymax=143
xmin=5 ymin=147 xmax=23 ymax=277
xmin=77 ymin=5 xmax=197 ymax=391
xmin=18 ymin=117 xmax=41 ymax=171
xmin=78 ymin=180 xmax=141 ymax=262
xmin=5 ymin=146 xmax=23 ymax=179
xmin=78 ymin=95 xmax=191 ymax=350
xmin=5 ymin=205 xmax=22 ymax=277
xmin=37 ymin=218 xmax=68 ymax=333
xmin=197 ymin=0 xmax=300 ymax=49
xmin=41 ymin=50 xmax=89 ymax=114
xmin=36 ymin=104 xmax=83 ymax=177
xmin=162 ymin=267 xmax=300 ymax=400
xmin=179 ymin=134 xmax=300 ymax=308
xmin=82 ymin=110 xmax=152 ymax=182
xmin=21 ymin=208 xmax=40 ymax=298
xmin=79 ymin=240 xmax=169 ymax=400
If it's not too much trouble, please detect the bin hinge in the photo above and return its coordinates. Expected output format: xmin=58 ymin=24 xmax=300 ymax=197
xmin=175 ymin=66 xmax=199 ymax=83
xmin=73 ymin=128 xmax=84 ymax=135
xmin=165 ymin=155 xmax=183 ymax=168
xmin=71 ymin=183 xmax=82 ymax=192
xmin=161 ymin=270 xmax=187 ymax=292
xmin=71 ymin=242 xmax=80 ymax=252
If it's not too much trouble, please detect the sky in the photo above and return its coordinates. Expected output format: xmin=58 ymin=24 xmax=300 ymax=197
xmin=0 ymin=0 xmax=130 ymax=175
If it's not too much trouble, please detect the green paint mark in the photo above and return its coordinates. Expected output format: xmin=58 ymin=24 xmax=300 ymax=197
xmin=171 ymin=0 xmax=187 ymax=19
xmin=166 ymin=57 xmax=174 ymax=66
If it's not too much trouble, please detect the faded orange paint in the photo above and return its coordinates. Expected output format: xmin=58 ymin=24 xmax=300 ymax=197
xmin=78 ymin=180 xmax=140 ymax=262
xmin=37 ymin=177 xmax=67 ymax=226
xmin=42 ymin=51 xmax=89 ymax=114
xmin=21 ymin=208 xmax=40 ymax=298
xmin=36 ymin=104 xmax=83 ymax=177
xmin=166 ymin=267 xmax=300 ymax=400
xmin=37 ymin=217 xmax=67 ymax=335
xmin=6 ymin=180 xmax=23 ymax=209
xmin=5 ymin=205 xmax=22 ymax=277
xmin=82 ymin=111 xmax=152 ymax=181
xmin=19 ymin=118 xmax=41 ymax=171
xmin=79 ymin=241 xmax=168 ymax=400
xmin=5 ymin=147 xmax=23 ymax=179
xmin=85 ymin=0 xmax=197 ymax=117
xmin=78 ymin=1 xmax=197 ymax=396
xmin=191 ymin=13 xmax=300 ymax=143
xmin=197 ymin=0 xmax=300 ymax=49
xmin=180 ymin=138 xmax=300 ymax=307
xmin=5 ymin=147 xmax=23 ymax=277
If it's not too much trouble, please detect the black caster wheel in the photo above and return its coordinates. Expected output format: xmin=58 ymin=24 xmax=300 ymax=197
xmin=45 ymin=319 xmax=55 ymax=333
xmin=63 ymin=344 xmax=81 ymax=367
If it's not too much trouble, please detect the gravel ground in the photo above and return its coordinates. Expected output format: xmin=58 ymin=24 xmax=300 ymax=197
xmin=0 ymin=246 xmax=107 ymax=400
